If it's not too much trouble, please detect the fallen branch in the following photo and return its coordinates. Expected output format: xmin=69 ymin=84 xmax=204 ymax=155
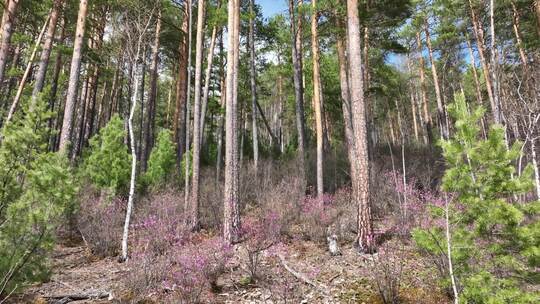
xmin=328 ymin=273 xmax=340 ymax=283
xmin=44 ymin=291 xmax=111 ymax=304
xmin=277 ymin=254 xmax=329 ymax=295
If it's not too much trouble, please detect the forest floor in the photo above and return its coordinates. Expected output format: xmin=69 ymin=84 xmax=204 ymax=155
xmin=10 ymin=234 xmax=450 ymax=304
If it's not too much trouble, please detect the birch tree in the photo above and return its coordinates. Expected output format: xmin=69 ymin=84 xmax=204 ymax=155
xmin=120 ymin=4 xmax=155 ymax=262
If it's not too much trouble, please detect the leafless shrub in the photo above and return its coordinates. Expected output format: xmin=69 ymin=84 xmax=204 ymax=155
xmin=368 ymin=241 xmax=406 ymax=304
xmin=77 ymin=187 xmax=125 ymax=257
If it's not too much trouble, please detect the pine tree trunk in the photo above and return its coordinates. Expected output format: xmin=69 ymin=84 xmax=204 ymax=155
xmin=199 ymin=26 xmax=217 ymax=142
xmin=424 ymin=21 xmax=448 ymax=139
xmin=311 ymin=0 xmax=324 ymax=199
xmin=465 ymin=35 xmax=483 ymax=107
xmin=346 ymin=0 xmax=374 ymax=253
xmin=49 ymin=17 xmax=66 ymax=150
xmin=85 ymin=64 xmax=100 ymax=146
xmin=288 ymin=0 xmax=306 ymax=174
xmin=95 ymin=79 xmax=108 ymax=136
xmin=184 ymin=0 xmax=193 ymax=216
xmin=216 ymin=30 xmax=225 ymax=182
xmin=3 ymin=13 xmax=50 ymax=127
xmin=31 ymin=0 xmax=62 ymax=101
xmin=59 ymin=0 xmax=88 ymax=154
xmin=144 ymin=9 xmax=162 ymax=171
xmin=106 ymin=59 xmax=120 ymax=125
xmin=137 ymin=57 xmax=146 ymax=170
xmin=72 ymin=66 xmax=90 ymax=160
xmin=0 ymin=0 xmax=19 ymax=88
xmin=1 ymin=42 xmax=19 ymax=108
xmin=510 ymin=1 xmax=528 ymax=72
xmin=190 ymin=0 xmax=205 ymax=231
xmin=406 ymin=57 xmax=419 ymax=142
xmin=173 ymin=3 xmax=190 ymax=165
xmin=336 ymin=25 xmax=357 ymax=194
xmin=248 ymin=0 xmax=258 ymax=171
xmin=415 ymin=32 xmax=431 ymax=144
xmin=224 ymin=0 xmax=240 ymax=244
xmin=468 ymin=0 xmax=498 ymax=123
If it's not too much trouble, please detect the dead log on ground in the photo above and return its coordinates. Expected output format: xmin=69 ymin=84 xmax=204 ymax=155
xmin=44 ymin=291 xmax=111 ymax=304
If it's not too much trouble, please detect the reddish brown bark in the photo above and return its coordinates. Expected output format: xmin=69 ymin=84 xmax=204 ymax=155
xmin=59 ymin=0 xmax=88 ymax=154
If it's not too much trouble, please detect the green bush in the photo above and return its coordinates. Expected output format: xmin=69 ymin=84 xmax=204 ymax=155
xmin=412 ymin=94 xmax=539 ymax=303
xmin=144 ymin=129 xmax=176 ymax=188
xmin=81 ymin=115 xmax=131 ymax=195
xmin=0 ymin=97 xmax=76 ymax=298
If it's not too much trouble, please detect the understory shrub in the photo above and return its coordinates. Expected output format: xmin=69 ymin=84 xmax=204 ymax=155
xmin=368 ymin=241 xmax=406 ymax=304
xmin=81 ymin=115 xmax=131 ymax=195
xmin=298 ymin=193 xmax=339 ymax=242
xmin=77 ymin=188 xmax=125 ymax=257
xmin=199 ymin=172 xmax=224 ymax=230
xmin=126 ymin=193 xmax=232 ymax=302
xmin=0 ymin=98 xmax=76 ymax=299
xmin=132 ymin=190 xmax=188 ymax=256
xmin=241 ymin=211 xmax=282 ymax=281
xmin=265 ymin=266 xmax=301 ymax=304
xmin=165 ymin=238 xmax=232 ymax=302
xmin=412 ymin=94 xmax=540 ymax=303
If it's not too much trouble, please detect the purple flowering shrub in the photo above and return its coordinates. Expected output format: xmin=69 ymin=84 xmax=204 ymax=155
xmin=127 ymin=236 xmax=232 ymax=302
xmin=126 ymin=191 xmax=233 ymax=302
xmin=298 ymin=192 xmax=340 ymax=242
xmin=132 ymin=191 xmax=189 ymax=256
xmin=381 ymin=170 xmax=447 ymax=237
xmin=241 ymin=211 xmax=282 ymax=281
xmin=77 ymin=188 xmax=125 ymax=257
xmin=164 ymin=237 xmax=233 ymax=302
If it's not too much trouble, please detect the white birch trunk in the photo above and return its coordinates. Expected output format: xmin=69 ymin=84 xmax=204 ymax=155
xmin=531 ymin=139 xmax=540 ymax=200
xmin=120 ymin=12 xmax=154 ymax=262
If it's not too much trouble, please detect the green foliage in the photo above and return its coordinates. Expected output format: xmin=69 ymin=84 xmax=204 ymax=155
xmin=144 ymin=129 xmax=176 ymax=188
xmin=413 ymin=93 xmax=539 ymax=303
xmin=0 ymin=97 xmax=76 ymax=297
xmin=81 ymin=115 xmax=131 ymax=194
